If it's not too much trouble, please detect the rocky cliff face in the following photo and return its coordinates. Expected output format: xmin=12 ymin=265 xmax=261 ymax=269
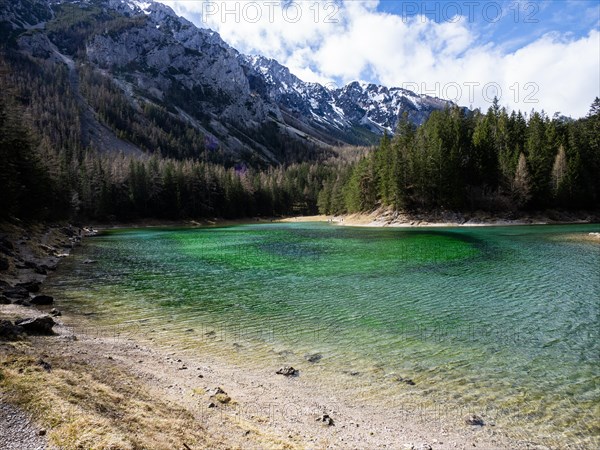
xmin=244 ymin=55 xmax=455 ymax=137
xmin=1 ymin=0 xmax=460 ymax=163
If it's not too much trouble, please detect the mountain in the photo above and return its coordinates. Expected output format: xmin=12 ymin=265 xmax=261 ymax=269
xmin=1 ymin=0 xmax=459 ymax=165
xmin=244 ymin=55 xmax=454 ymax=143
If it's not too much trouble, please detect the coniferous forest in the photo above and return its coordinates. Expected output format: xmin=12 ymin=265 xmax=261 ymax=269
xmin=320 ymin=100 xmax=600 ymax=215
xmin=1 ymin=40 xmax=599 ymax=222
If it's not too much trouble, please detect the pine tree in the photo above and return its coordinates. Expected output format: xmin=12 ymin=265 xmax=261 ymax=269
xmin=512 ymin=153 xmax=532 ymax=208
xmin=551 ymin=145 xmax=568 ymax=193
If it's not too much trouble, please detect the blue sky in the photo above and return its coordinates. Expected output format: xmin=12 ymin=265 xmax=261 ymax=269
xmin=158 ymin=0 xmax=600 ymax=117
xmin=378 ymin=1 xmax=599 ymax=47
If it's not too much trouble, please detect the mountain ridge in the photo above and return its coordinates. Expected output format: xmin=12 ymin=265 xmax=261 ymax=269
xmin=1 ymin=0 xmax=460 ymax=164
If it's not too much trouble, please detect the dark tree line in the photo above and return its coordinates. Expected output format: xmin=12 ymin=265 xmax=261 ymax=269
xmin=70 ymin=154 xmax=335 ymax=220
xmin=318 ymin=99 xmax=600 ymax=215
xmin=0 ymin=85 xmax=337 ymax=221
xmin=0 ymin=95 xmax=64 ymax=219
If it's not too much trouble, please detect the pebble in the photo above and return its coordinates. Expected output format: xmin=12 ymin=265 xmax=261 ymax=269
xmin=465 ymin=415 xmax=485 ymax=426
xmin=276 ymin=366 xmax=299 ymax=376
xmin=316 ymin=413 xmax=334 ymax=426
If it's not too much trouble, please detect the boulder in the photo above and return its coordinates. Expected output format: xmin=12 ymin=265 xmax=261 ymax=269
xmin=2 ymin=287 xmax=29 ymax=300
xmin=276 ymin=366 xmax=299 ymax=376
xmin=41 ymin=263 xmax=57 ymax=272
xmin=15 ymin=316 xmax=55 ymax=335
xmin=17 ymin=281 xmax=41 ymax=293
xmin=30 ymin=295 xmax=54 ymax=305
xmin=0 ymin=320 xmax=24 ymax=340
xmin=20 ymin=261 xmax=47 ymax=274
xmin=0 ymin=236 xmax=14 ymax=251
xmin=61 ymin=226 xmax=77 ymax=237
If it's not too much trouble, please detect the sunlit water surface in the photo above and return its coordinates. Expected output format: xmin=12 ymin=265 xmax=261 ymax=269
xmin=46 ymin=223 xmax=600 ymax=448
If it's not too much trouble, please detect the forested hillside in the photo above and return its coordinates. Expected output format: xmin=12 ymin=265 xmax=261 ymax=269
xmin=0 ymin=73 xmax=345 ymax=221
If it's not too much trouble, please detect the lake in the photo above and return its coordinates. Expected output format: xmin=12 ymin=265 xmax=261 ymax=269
xmin=47 ymin=223 xmax=600 ymax=448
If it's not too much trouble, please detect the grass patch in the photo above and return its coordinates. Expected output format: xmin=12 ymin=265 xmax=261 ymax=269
xmin=0 ymin=350 xmax=209 ymax=449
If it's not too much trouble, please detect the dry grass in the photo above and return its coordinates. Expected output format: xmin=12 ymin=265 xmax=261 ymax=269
xmin=0 ymin=344 xmax=211 ymax=450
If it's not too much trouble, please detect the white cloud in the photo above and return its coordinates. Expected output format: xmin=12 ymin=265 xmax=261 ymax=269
xmin=158 ymin=1 xmax=600 ymax=117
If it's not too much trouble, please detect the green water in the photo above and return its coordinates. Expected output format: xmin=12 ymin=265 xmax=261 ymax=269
xmin=47 ymin=223 xmax=600 ymax=448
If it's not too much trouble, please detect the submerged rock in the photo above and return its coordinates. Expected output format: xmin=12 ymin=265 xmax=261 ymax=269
xmin=0 ymin=257 xmax=9 ymax=271
xmin=0 ymin=295 xmax=10 ymax=304
xmin=276 ymin=366 xmax=298 ymax=376
xmin=15 ymin=316 xmax=55 ymax=335
xmin=305 ymin=353 xmax=322 ymax=363
xmin=50 ymin=308 xmax=61 ymax=317
xmin=394 ymin=376 xmax=416 ymax=386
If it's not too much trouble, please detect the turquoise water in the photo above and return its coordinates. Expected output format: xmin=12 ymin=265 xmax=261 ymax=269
xmin=47 ymin=223 xmax=600 ymax=448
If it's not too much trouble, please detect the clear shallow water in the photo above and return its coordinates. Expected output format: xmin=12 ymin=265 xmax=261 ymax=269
xmin=47 ymin=223 xmax=600 ymax=448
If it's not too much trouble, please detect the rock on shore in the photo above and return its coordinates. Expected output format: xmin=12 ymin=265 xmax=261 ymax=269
xmin=0 ymin=222 xmax=88 ymax=312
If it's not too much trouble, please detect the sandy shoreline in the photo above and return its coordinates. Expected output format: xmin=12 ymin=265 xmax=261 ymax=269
xmin=2 ymin=221 xmax=597 ymax=449
xmin=1 ymin=303 xmax=547 ymax=450
xmin=79 ymin=208 xmax=600 ymax=233
xmin=279 ymin=209 xmax=600 ymax=228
